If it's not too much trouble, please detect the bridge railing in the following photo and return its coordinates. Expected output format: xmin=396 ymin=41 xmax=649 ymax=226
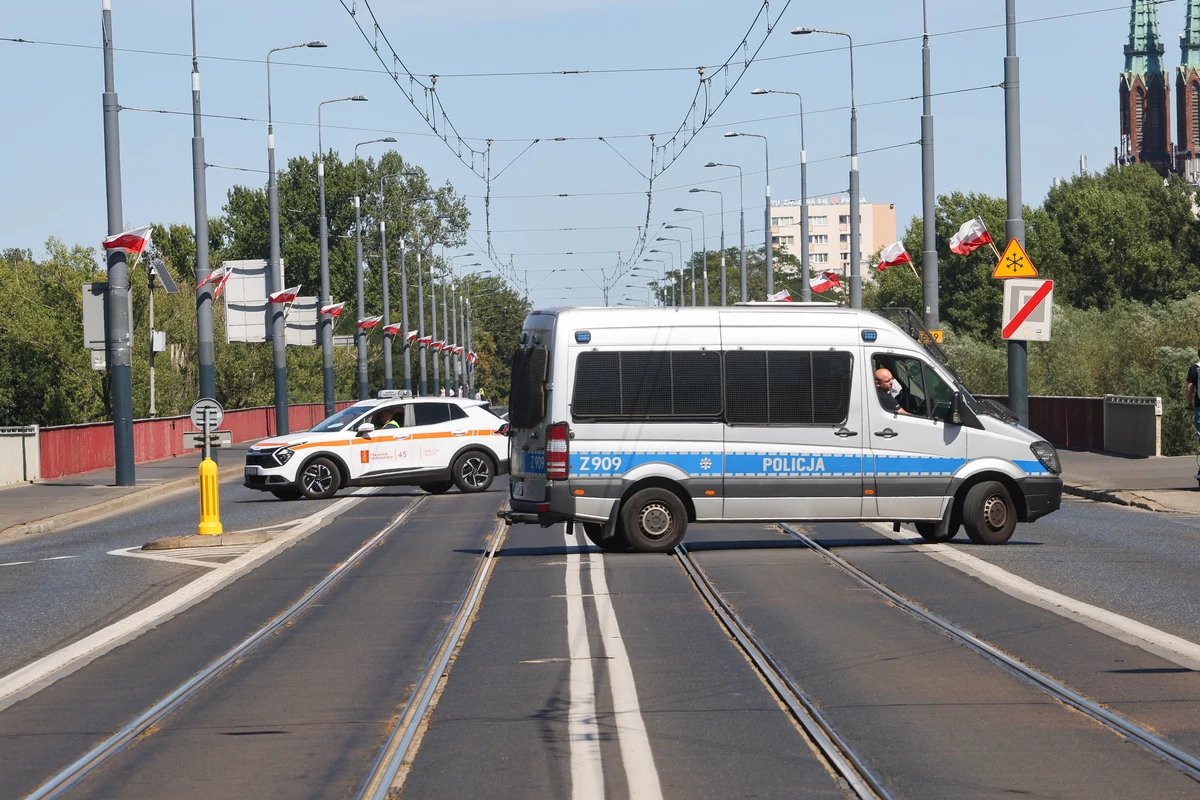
xmin=977 ymin=394 xmax=1161 ymax=456
xmin=0 ymin=426 xmax=39 ymax=485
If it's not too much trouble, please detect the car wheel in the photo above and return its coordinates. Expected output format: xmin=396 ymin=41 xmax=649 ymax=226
xmin=620 ymin=488 xmax=687 ymax=553
xmin=270 ymin=486 xmax=303 ymax=501
xmin=963 ymin=481 xmax=1017 ymax=545
xmin=420 ymin=482 xmax=454 ymax=495
xmin=453 ymin=451 xmax=494 ymax=493
xmin=299 ymin=457 xmax=340 ymax=500
xmin=915 ymin=521 xmax=959 ymax=542
xmin=582 ymin=521 xmax=628 ymax=552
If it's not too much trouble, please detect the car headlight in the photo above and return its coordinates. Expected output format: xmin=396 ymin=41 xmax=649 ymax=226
xmin=274 ymin=447 xmax=295 ymax=466
xmin=1029 ymin=441 xmax=1060 ymax=475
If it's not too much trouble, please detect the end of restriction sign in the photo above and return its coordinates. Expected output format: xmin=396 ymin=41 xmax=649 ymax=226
xmin=1001 ymin=279 xmax=1054 ymax=341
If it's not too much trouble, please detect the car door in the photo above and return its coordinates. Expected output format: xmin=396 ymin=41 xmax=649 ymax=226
xmin=351 ymin=403 xmax=414 ymax=481
xmin=866 ymin=352 xmax=966 ymax=520
xmin=409 ymin=401 xmax=457 ymax=472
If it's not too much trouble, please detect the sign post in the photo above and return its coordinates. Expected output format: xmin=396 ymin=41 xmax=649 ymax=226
xmin=189 ymin=399 xmax=224 ymax=535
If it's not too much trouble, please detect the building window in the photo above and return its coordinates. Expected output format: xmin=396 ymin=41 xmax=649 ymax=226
xmin=811 ymin=253 xmax=829 ymax=263
xmin=811 ymin=215 xmax=828 ymax=227
xmin=840 ymin=252 xmax=851 ymax=262
xmin=777 ymin=235 xmax=795 ymax=246
xmin=771 ymin=216 xmax=794 ymax=227
xmin=809 ymin=234 xmax=829 ymax=245
xmin=1192 ymin=82 xmax=1200 ymax=150
xmin=839 ymin=234 xmax=850 ymax=243
xmin=1134 ymin=86 xmax=1145 ymax=148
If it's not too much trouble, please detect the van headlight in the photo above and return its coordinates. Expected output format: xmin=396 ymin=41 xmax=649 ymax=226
xmin=1029 ymin=441 xmax=1060 ymax=475
xmin=274 ymin=447 xmax=295 ymax=466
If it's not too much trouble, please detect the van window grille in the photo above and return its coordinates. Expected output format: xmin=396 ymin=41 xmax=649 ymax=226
xmin=726 ymin=350 xmax=852 ymax=425
xmin=509 ymin=347 xmax=548 ymax=428
xmin=572 ymin=350 xmax=722 ymax=420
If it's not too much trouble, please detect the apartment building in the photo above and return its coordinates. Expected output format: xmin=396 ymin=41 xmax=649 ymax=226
xmin=769 ymin=195 xmax=897 ymax=278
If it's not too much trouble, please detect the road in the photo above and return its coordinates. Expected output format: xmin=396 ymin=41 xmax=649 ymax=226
xmin=2 ymin=492 xmax=1200 ymax=798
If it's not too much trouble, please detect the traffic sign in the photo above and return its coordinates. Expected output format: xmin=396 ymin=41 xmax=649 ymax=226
xmin=992 ymin=238 xmax=1039 ymax=279
xmin=1002 ymin=279 xmax=1054 ymax=341
xmin=189 ymin=398 xmax=225 ymax=430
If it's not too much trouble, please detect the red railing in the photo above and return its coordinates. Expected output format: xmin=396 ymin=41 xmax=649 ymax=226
xmin=39 ymin=401 xmax=355 ymax=480
xmin=976 ymin=395 xmax=1104 ymax=450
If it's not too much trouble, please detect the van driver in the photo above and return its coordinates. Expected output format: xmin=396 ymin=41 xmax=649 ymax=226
xmin=874 ymin=368 xmax=909 ymax=415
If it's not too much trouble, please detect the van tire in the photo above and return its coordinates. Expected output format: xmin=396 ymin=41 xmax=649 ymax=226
xmin=620 ymin=489 xmax=687 ymax=553
xmin=453 ymin=451 xmax=495 ymax=493
xmin=963 ymin=481 xmax=1017 ymax=545
xmin=421 ymin=482 xmax=454 ymax=495
xmin=582 ymin=521 xmax=628 ymax=552
xmin=915 ymin=522 xmax=959 ymax=542
xmin=299 ymin=457 xmax=340 ymax=500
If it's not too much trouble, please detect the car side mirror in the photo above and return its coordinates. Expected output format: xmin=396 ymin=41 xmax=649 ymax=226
xmin=356 ymin=422 xmax=375 ymax=437
xmin=948 ymin=393 xmax=963 ymax=425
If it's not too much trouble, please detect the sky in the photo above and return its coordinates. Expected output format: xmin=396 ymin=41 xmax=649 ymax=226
xmin=0 ymin=0 xmax=1176 ymax=307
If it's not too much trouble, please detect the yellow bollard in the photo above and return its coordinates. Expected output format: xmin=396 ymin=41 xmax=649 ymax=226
xmin=197 ymin=457 xmax=223 ymax=535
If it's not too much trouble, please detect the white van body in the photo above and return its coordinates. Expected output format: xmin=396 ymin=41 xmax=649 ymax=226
xmin=500 ymin=305 xmax=1063 ymax=552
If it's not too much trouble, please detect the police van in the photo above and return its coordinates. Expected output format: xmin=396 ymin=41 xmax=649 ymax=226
xmin=244 ymin=391 xmax=509 ymax=500
xmin=498 ymin=305 xmax=1062 ymax=552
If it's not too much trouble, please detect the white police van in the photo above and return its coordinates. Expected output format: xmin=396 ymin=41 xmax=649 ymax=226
xmin=498 ymin=305 xmax=1062 ymax=552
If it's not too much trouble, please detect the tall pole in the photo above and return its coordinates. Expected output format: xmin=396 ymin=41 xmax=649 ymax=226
xmin=441 ymin=273 xmax=451 ymax=391
xmin=190 ymin=0 xmax=215 ymax=406
xmin=847 ymin=39 xmax=861 ymax=310
xmin=736 ymin=170 xmax=746 ymax=302
xmin=267 ymin=48 xmax=289 ymax=435
xmin=465 ymin=297 xmax=474 ymax=395
xmin=353 ymin=191 xmax=367 ymax=400
xmin=799 ymin=97 xmax=811 ymax=302
xmin=102 ymin=0 xmax=134 ymax=486
xmin=666 ymin=225 xmax=695 ymax=306
xmin=399 ymin=237 xmax=411 ymax=393
xmin=380 ymin=218 xmax=392 ymax=390
xmin=764 ymin=144 xmax=773 ymax=298
xmin=417 ymin=251 xmax=428 ymax=395
xmin=1005 ymin=0 xmax=1028 ymax=427
xmin=921 ymin=0 xmax=939 ymax=329
xmin=451 ymin=283 xmax=460 ymax=393
xmin=674 ymin=209 xmax=707 ymax=307
xmin=431 ymin=268 xmax=440 ymax=395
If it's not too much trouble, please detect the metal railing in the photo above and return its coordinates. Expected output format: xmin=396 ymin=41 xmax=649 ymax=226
xmin=0 ymin=426 xmax=39 ymax=486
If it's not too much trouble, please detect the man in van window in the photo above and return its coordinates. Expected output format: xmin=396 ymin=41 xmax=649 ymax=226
xmin=875 ymin=368 xmax=910 ymax=415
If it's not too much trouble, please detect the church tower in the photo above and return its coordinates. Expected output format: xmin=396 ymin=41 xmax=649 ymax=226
xmin=1177 ymin=0 xmax=1200 ymax=181
xmin=1120 ymin=0 xmax=1173 ymax=175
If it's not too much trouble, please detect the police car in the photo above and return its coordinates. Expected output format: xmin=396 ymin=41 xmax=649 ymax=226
xmin=244 ymin=391 xmax=509 ymax=500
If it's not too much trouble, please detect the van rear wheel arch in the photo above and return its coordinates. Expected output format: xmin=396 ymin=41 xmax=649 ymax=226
xmin=619 ymin=477 xmax=696 ymax=523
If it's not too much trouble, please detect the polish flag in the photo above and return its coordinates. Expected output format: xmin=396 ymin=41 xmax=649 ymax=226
xmin=320 ymin=302 xmax=344 ymax=318
xmin=431 ymin=340 xmax=445 ymax=351
xmin=810 ymin=271 xmax=841 ymax=293
xmin=876 ymin=242 xmax=911 ymax=272
xmin=467 ymin=351 xmax=479 ymax=365
xmin=102 ymin=225 xmax=153 ymax=253
xmin=453 ymin=345 xmax=464 ymax=355
xmin=417 ymin=335 xmax=433 ymax=346
xmin=357 ymin=315 xmax=383 ymax=330
xmin=766 ymin=289 xmax=792 ymax=302
xmin=405 ymin=330 xmax=419 ymax=342
xmin=269 ymin=285 xmax=301 ymax=304
xmin=382 ymin=323 xmax=401 ymax=336
xmin=949 ymin=217 xmax=993 ymax=255
xmin=195 ymin=265 xmax=230 ymax=290
xmin=213 ymin=268 xmax=233 ymax=300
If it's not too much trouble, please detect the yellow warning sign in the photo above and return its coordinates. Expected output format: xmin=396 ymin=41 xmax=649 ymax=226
xmin=992 ymin=238 xmax=1038 ymax=279
xmin=918 ymin=329 xmax=945 ymax=344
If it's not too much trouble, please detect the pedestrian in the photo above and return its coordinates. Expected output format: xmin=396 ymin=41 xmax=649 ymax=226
xmin=1186 ymin=351 xmax=1200 ymax=479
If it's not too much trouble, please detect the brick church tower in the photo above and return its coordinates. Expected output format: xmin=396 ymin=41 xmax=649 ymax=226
xmin=1177 ymin=1 xmax=1200 ymax=182
xmin=1119 ymin=0 xmax=1173 ymax=175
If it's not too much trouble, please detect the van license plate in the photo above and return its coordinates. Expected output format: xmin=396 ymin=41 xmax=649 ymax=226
xmin=512 ymin=482 xmax=524 ymax=498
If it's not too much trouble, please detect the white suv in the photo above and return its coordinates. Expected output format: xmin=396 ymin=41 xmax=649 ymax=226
xmin=243 ymin=395 xmax=509 ymax=500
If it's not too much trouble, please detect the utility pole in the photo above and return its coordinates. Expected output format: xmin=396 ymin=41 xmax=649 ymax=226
xmin=417 ymin=251 xmax=428 ymax=395
xmin=431 ymin=268 xmax=441 ymax=395
xmin=380 ymin=218 xmax=393 ymax=390
xmin=190 ymin=0 xmax=215 ymax=407
xmin=399 ymin=237 xmax=412 ymax=393
xmin=921 ymin=0 xmax=939 ymax=329
xmin=102 ymin=0 xmax=135 ymax=486
xmin=1005 ymin=0 xmax=1028 ymax=427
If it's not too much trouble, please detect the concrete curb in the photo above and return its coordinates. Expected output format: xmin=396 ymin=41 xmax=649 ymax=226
xmin=1062 ymin=482 xmax=1174 ymax=513
xmin=143 ymin=529 xmax=272 ymax=550
xmin=0 ymin=465 xmax=245 ymax=541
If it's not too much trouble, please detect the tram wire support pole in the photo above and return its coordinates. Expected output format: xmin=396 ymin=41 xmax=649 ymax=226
xmin=1004 ymin=0 xmax=1029 ymax=427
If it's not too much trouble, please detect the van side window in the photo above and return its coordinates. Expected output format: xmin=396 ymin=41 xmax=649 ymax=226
xmin=872 ymin=355 xmax=953 ymax=419
xmin=572 ymin=350 xmax=722 ymax=420
xmin=412 ymin=403 xmax=451 ymax=426
xmin=725 ymin=351 xmax=853 ymax=425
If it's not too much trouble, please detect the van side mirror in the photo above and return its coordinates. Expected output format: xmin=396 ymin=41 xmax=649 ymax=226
xmin=949 ymin=393 xmax=964 ymax=425
xmin=357 ymin=422 xmax=375 ymax=437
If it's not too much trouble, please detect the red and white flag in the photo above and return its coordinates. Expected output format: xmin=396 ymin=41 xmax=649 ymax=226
xmin=269 ymin=285 xmax=301 ymax=304
xmin=876 ymin=241 xmax=911 ymax=272
xmin=382 ymin=323 xmax=401 ymax=336
xmin=766 ymin=288 xmax=792 ymax=302
xmin=453 ymin=345 xmax=464 ymax=355
xmin=321 ymin=302 xmax=344 ymax=317
xmin=357 ymin=315 xmax=383 ymax=330
xmin=213 ymin=268 xmax=233 ymax=300
xmin=810 ymin=271 xmax=841 ymax=293
xmin=431 ymin=340 xmax=445 ymax=351
xmin=467 ymin=351 xmax=479 ymax=365
xmin=195 ymin=265 xmax=230 ymax=290
xmin=102 ymin=225 xmax=153 ymax=254
xmin=949 ymin=217 xmax=993 ymax=255
xmin=417 ymin=335 xmax=433 ymax=346
xmin=405 ymin=330 xmax=419 ymax=342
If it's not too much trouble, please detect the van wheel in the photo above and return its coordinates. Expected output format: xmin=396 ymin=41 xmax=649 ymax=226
xmin=270 ymin=486 xmax=303 ymax=501
xmin=582 ymin=521 xmax=628 ymax=552
xmin=915 ymin=522 xmax=959 ymax=542
xmin=620 ymin=489 xmax=687 ymax=553
xmin=420 ymin=482 xmax=454 ymax=495
xmin=299 ymin=457 xmax=340 ymax=500
xmin=453 ymin=451 xmax=494 ymax=493
xmin=963 ymin=481 xmax=1017 ymax=545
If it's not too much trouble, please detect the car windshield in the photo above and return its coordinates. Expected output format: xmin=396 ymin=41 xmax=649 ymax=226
xmin=310 ymin=404 xmax=371 ymax=433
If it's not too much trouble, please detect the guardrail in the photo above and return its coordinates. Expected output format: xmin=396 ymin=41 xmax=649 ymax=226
xmin=0 ymin=426 xmax=39 ymax=486
xmin=38 ymin=401 xmax=355 ymax=481
xmin=977 ymin=394 xmax=1161 ymax=456
xmin=1104 ymin=394 xmax=1162 ymax=457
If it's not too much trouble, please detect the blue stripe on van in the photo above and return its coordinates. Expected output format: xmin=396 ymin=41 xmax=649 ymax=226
xmin=1013 ymin=459 xmax=1052 ymax=477
xmin=871 ymin=455 xmax=967 ymax=477
xmin=572 ymin=451 xmax=721 ymax=478
xmin=724 ymin=452 xmax=862 ymax=477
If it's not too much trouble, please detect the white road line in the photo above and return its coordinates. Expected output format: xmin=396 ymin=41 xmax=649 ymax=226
xmin=565 ymin=525 xmax=605 ymax=800
xmin=39 ymin=556 xmax=78 ymax=562
xmin=586 ymin=539 xmax=663 ymax=800
xmin=0 ymin=561 xmax=33 ymax=568
xmin=0 ymin=490 xmax=374 ymax=712
xmin=869 ymin=522 xmax=1200 ymax=671
xmin=107 ymin=547 xmax=228 ymax=570
xmin=0 ymin=556 xmax=78 ymax=568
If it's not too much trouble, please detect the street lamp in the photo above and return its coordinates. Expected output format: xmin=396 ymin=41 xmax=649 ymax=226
xmin=674 ymin=207 xmax=707 ymax=306
xmin=648 ymin=249 xmax=677 ymax=306
xmin=793 ymin=26 xmax=860 ymax=309
xmin=267 ymin=39 xmax=326 ymax=434
xmin=642 ymin=258 xmax=668 ymax=306
xmin=751 ymin=88 xmax=810 ymax=301
xmin=379 ymin=170 xmax=421 ymax=393
xmin=723 ymin=131 xmax=771 ymax=300
xmin=664 ymin=224 xmax=695 ymax=306
xmin=705 ymin=162 xmax=747 ymax=302
xmin=654 ymin=237 xmax=685 ymax=305
xmin=353 ymin=136 xmax=396 ymax=400
xmin=690 ymin=188 xmax=726 ymax=305
xmin=317 ymin=94 xmax=367 ymax=413
xmin=448 ymin=253 xmax=476 ymax=394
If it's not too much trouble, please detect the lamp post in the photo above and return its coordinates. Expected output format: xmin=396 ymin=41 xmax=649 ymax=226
xmin=448 ymin=253 xmax=476 ymax=394
xmin=1004 ymin=0 xmax=1027 ymax=426
xmin=642 ymin=259 xmax=668 ymax=305
xmin=317 ymin=94 xmax=367 ymax=414
xmin=648 ymin=249 xmax=677 ymax=305
xmin=353 ymin=136 xmax=396 ymax=400
xmin=704 ymin=162 xmax=747 ymax=302
xmin=793 ymin=27 xmax=859 ymax=308
xmin=664 ymin=224 xmax=694 ymax=306
xmin=190 ymin=0 xmax=217 ymax=418
xmin=654 ymin=238 xmax=685 ymax=305
xmin=379 ymin=172 xmax=421 ymax=394
xmin=267 ymin=40 xmax=326 ymax=434
xmin=723 ymin=131 xmax=770 ymax=299
xmin=674 ymin=208 xmax=706 ymax=306
xmin=920 ymin=0 xmax=938 ymax=330
xmin=750 ymin=88 xmax=810 ymax=301
xmin=690 ymin=188 xmax=725 ymax=305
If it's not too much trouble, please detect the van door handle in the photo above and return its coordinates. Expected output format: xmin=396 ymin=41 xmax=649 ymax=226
xmin=834 ymin=427 xmax=858 ymax=438
xmin=874 ymin=428 xmax=899 ymax=439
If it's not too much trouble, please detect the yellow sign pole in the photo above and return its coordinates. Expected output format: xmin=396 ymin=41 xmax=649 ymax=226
xmin=197 ymin=456 xmax=223 ymax=535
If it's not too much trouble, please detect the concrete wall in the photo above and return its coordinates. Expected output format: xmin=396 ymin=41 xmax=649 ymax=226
xmin=0 ymin=426 xmax=39 ymax=486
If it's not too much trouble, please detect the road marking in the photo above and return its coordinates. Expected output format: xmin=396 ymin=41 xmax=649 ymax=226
xmin=564 ymin=525 xmax=605 ymax=800
xmin=109 ymin=543 xmax=267 ymax=570
xmin=869 ymin=523 xmax=1200 ymax=671
xmin=0 ymin=561 xmax=33 ymax=568
xmin=0 ymin=491 xmax=374 ymax=712
xmin=0 ymin=555 xmax=78 ymax=568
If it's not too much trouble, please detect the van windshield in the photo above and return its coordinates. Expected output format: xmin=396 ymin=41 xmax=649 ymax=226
xmin=509 ymin=347 xmax=548 ymax=428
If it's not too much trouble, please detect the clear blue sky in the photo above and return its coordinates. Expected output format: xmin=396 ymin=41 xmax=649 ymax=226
xmin=0 ymin=0 xmax=1166 ymax=306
